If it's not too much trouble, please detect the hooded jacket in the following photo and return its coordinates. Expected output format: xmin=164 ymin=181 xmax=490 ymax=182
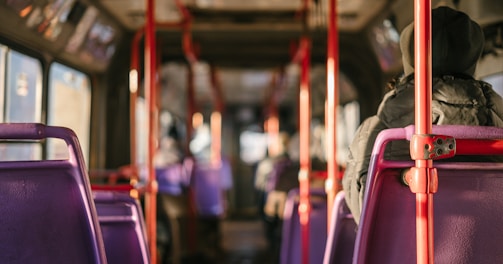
xmin=342 ymin=6 xmax=503 ymax=224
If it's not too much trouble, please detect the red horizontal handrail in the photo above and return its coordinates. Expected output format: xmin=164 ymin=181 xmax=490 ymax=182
xmin=456 ymin=139 xmax=503 ymax=155
xmin=91 ymin=184 xmax=134 ymax=192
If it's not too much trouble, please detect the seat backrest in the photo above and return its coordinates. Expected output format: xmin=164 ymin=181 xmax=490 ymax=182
xmin=323 ymin=191 xmax=357 ymax=264
xmin=0 ymin=123 xmax=106 ymax=264
xmin=280 ymin=188 xmax=327 ymax=264
xmin=192 ymin=163 xmax=226 ymax=216
xmin=354 ymin=125 xmax=503 ymax=264
xmin=94 ymin=191 xmax=150 ymax=264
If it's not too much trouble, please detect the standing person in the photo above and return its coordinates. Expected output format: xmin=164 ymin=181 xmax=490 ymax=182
xmin=155 ymin=124 xmax=193 ymax=264
xmin=342 ymin=6 xmax=503 ymax=224
xmin=254 ymin=132 xmax=290 ymax=217
xmin=253 ymin=132 xmax=290 ymax=261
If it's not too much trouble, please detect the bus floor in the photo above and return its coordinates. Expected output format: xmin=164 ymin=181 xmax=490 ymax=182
xmin=219 ymin=217 xmax=278 ymax=264
xmin=171 ymin=216 xmax=278 ymax=264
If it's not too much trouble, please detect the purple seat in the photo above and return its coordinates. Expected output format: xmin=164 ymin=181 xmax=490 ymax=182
xmin=0 ymin=123 xmax=106 ymax=264
xmin=94 ymin=191 xmax=150 ymax=264
xmin=280 ymin=188 xmax=327 ymax=264
xmin=354 ymin=125 xmax=503 ymax=264
xmin=192 ymin=161 xmax=232 ymax=216
xmin=322 ymin=191 xmax=356 ymax=264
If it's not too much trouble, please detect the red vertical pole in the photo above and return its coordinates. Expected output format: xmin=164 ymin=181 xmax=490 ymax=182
xmin=145 ymin=0 xmax=158 ymax=262
xmin=325 ymin=0 xmax=340 ymax=229
xmin=413 ymin=1 xmax=433 ymax=263
xmin=298 ymin=36 xmax=311 ymax=264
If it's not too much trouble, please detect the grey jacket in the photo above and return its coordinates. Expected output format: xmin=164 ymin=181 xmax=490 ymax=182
xmin=342 ymin=75 xmax=503 ymax=224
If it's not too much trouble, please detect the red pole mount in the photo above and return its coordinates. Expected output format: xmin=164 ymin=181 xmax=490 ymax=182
xmin=405 ymin=167 xmax=438 ymax=194
xmin=405 ymin=134 xmax=455 ymax=194
xmin=146 ymin=178 xmax=159 ymax=194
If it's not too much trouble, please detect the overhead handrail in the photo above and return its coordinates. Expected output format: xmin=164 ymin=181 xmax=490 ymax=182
xmin=129 ymin=0 xmax=195 ymax=172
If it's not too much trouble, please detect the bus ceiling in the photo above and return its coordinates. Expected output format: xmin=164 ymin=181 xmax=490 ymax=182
xmin=94 ymin=0 xmax=392 ymax=68
xmin=99 ymin=0 xmax=389 ymax=32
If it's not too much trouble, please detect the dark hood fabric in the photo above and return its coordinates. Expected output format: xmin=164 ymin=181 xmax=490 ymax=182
xmin=378 ymin=76 xmax=503 ymax=128
xmin=400 ymin=6 xmax=484 ymax=76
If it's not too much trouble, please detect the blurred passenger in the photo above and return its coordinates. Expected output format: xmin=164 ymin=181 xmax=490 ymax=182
xmin=155 ymin=125 xmax=193 ymax=264
xmin=343 ymin=6 xmax=503 ymax=224
xmin=263 ymin=132 xmax=327 ymax=261
xmin=252 ymin=132 xmax=289 ymax=262
xmin=192 ymin=155 xmax=233 ymax=263
xmin=254 ymin=132 xmax=290 ymax=217
xmin=187 ymin=122 xmax=235 ymax=262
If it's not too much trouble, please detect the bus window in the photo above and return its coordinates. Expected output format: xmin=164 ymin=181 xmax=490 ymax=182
xmin=136 ymin=97 xmax=148 ymax=180
xmin=5 ymin=50 xmax=42 ymax=123
xmin=5 ymin=0 xmax=33 ymax=16
xmin=483 ymin=73 xmax=503 ymax=97
xmin=0 ymin=45 xmax=5 ymax=122
xmin=369 ymin=19 xmax=402 ymax=72
xmin=0 ymin=49 xmax=43 ymax=161
xmin=337 ymin=101 xmax=360 ymax=166
xmin=191 ymin=123 xmax=213 ymax=161
xmin=82 ymin=18 xmax=116 ymax=62
xmin=239 ymin=127 xmax=268 ymax=165
xmin=336 ymin=72 xmax=360 ymax=167
xmin=47 ymin=62 xmax=91 ymax=164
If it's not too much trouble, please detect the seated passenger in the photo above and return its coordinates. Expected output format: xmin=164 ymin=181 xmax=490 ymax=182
xmin=342 ymin=6 xmax=503 ymax=224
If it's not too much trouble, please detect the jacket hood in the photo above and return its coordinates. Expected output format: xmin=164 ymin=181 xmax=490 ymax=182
xmin=377 ymin=77 xmax=491 ymax=128
xmin=400 ymin=6 xmax=484 ymax=76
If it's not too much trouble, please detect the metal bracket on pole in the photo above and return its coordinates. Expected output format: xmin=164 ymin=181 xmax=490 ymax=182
xmin=405 ymin=134 xmax=456 ymax=194
xmin=410 ymin=134 xmax=456 ymax=160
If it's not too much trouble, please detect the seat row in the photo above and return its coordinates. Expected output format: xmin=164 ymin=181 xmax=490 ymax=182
xmin=0 ymin=123 xmax=148 ymax=264
xmin=4 ymin=123 xmax=503 ymax=263
xmin=283 ymin=125 xmax=503 ymax=264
